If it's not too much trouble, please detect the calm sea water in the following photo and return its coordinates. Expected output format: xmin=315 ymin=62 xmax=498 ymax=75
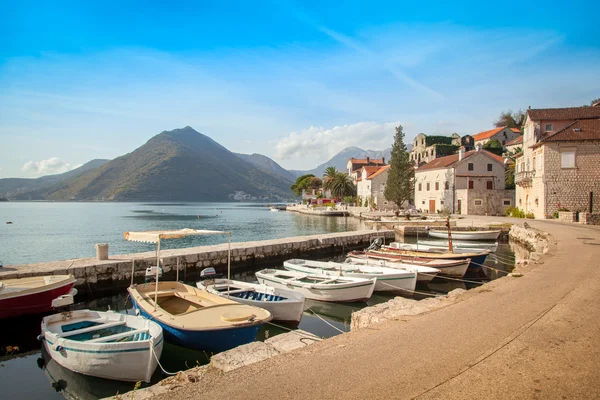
xmin=0 ymin=201 xmax=521 ymax=399
xmin=0 ymin=202 xmax=366 ymax=266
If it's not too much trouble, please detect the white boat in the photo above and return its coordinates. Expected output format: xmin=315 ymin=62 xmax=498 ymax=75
xmin=197 ymin=278 xmax=305 ymax=323
xmin=145 ymin=265 xmax=163 ymax=279
xmin=389 ymin=242 xmax=497 ymax=254
xmin=270 ymin=207 xmax=280 ymax=212
xmin=256 ymin=269 xmax=376 ymax=302
xmin=41 ymin=310 xmax=164 ymax=383
xmin=416 ymin=240 xmax=498 ymax=252
xmin=428 ymin=229 xmax=501 ymax=240
xmin=283 ymin=259 xmax=417 ymax=293
xmin=344 ymin=256 xmax=440 ymax=283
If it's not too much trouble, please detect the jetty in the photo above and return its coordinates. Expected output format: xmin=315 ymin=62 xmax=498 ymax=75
xmin=0 ymin=230 xmax=394 ymax=295
xmin=286 ymin=204 xmax=350 ymax=216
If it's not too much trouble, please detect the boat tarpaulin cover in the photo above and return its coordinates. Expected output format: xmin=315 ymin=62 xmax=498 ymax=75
xmin=123 ymin=229 xmax=229 ymax=243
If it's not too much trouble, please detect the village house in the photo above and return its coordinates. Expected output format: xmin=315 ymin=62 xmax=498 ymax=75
xmin=472 ymin=126 xmax=522 ymax=147
xmin=414 ymin=145 xmax=514 ymax=215
xmin=514 ymin=104 xmax=600 ymax=219
xmin=409 ymin=132 xmax=475 ymax=167
xmin=505 ymin=135 xmax=523 ymax=154
xmin=356 ymin=165 xmax=395 ymax=209
xmin=347 ymin=157 xmax=386 ymax=183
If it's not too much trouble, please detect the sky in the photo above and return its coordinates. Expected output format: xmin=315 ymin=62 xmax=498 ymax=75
xmin=1 ymin=1 xmax=599 ymax=178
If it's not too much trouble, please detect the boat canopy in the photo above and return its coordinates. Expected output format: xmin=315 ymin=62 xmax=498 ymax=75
xmin=124 ymin=229 xmax=229 ymax=243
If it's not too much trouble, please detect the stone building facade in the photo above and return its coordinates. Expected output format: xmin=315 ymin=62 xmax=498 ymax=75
xmin=414 ymin=147 xmax=514 ymax=215
xmin=347 ymin=157 xmax=386 ymax=183
xmin=472 ymin=126 xmax=521 ymax=147
xmin=409 ymin=133 xmax=463 ymax=166
xmin=356 ymin=165 xmax=397 ymax=209
xmin=515 ymin=105 xmax=600 ymax=219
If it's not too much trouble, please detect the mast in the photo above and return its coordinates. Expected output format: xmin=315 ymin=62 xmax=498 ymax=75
xmin=154 ymin=239 xmax=160 ymax=311
xmin=446 ymin=217 xmax=454 ymax=253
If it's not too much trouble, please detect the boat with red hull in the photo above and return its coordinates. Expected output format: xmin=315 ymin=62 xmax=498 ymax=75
xmin=0 ymin=275 xmax=76 ymax=319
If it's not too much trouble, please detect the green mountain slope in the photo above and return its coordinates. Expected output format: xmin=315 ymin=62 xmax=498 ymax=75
xmin=235 ymin=153 xmax=295 ymax=183
xmin=19 ymin=127 xmax=293 ymax=201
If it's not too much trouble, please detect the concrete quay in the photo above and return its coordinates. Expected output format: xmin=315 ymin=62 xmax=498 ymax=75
xmin=286 ymin=205 xmax=350 ymax=216
xmin=0 ymin=230 xmax=393 ymax=295
xmin=146 ymin=217 xmax=600 ymax=400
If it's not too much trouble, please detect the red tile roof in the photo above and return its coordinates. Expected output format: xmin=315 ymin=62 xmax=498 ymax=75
xmin=539 ymin=119 xmax=600 ymax=143
xmin=505 ymin=135 xmax=523 ymax=146
xmin=510 ymin=128 xmax=521 ymax=133
xmin=472 ymin=127 xmax=505 ymax=141
xmin=527 ymin=106 xmax=600 ymax=121
xmin=416 ymin=150 xmax=503 ymax=171
xmin=367 ymin=165 xmax=390 ymax=179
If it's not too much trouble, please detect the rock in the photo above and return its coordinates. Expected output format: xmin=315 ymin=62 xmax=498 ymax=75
xmin=210 ymin=341 xmax=280 ymax=373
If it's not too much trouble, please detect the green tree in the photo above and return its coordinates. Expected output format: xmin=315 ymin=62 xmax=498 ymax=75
xmin=322 ymin=166 xmax=338 ymax=191
xmin=290 ymin=174 xmax=315 ymax=196
xmin=308 ymin=177 xmax=323 ymax=189
xmin=494 ymin=109 xmax=525 ymax=129
xmin=329 ymin=173 xmax=355 ymax=199
xmin=483 ymin=139 xmax=504 ymax=156
xmin=384 ymin=125 xmax=414 ymax=209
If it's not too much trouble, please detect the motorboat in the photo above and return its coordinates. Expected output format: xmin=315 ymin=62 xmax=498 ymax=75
xmin=256 ymin=269 xmax=376 ymax=302
xmin=416 ymin=240 xmax=498 ymax=252
xmin=344 ymin=255 xmax=440 ymax=283
xmin=428 ymin=229 xmax=501 ymax=241
xmin=283 ymin=259 xmax=417 ymax=293
xmin=41 ymin=310 xmax=163 ymax=382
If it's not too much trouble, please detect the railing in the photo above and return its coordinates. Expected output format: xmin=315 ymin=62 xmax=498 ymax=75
xmin=515 ymin=171 xmax=535 ymax=185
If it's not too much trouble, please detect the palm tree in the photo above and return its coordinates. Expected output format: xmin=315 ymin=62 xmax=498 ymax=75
xmin=322 ymin=166 xmax=338 ymax=191
xmin=329 ymin=172 xmax=355 ymax=200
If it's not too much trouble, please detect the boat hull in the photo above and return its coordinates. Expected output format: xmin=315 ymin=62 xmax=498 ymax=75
xmin=0 ymin=279 xmax=75 ymax=319
xmin=368 ymin=249 xmax=488 ymax=270
xmin=197 ymin=280 xmax=305 ymax=323
xmin=417 ymin=240 xmax=498 ymax=252
xmin=346 ymin=257 xmax=439 ymax=283
xmin=131 ymin=297 xmax=261 ymax=353
xmin=428 ymin=230 xmax=501 ymax=240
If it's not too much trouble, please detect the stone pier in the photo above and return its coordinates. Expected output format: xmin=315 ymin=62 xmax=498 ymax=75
xmin=0 ymin=230 xmax=393 ymax=295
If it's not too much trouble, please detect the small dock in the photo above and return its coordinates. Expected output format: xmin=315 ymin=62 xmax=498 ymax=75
xmin=365 ymin=218 xmax=455 ymax=237
xmin=286 ymin=205 xmax=350 ymax=216
xmin=0 ymin=230 xmax=393 ymax=295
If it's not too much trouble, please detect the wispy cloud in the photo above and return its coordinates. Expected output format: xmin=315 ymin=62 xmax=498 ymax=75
xmin=22 ymin=157 xmax=81 ymax=176
xmin=274 ymin=121 xmax=399 ymax=168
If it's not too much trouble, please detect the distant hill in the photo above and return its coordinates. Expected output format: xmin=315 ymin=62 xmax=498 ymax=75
xmin=290 ymin=146 xmax=396 ymax=177
xmin=0 ymin=159 xmax=110 ymax=198
xmin=14 ymin=127 xmax=293 ymax=201
xmin=235 ymin=153 xmax=295 ymax=183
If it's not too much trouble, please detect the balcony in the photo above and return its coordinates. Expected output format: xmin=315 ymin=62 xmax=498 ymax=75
xmin=515 ymin=171 xmax=535 ymax=186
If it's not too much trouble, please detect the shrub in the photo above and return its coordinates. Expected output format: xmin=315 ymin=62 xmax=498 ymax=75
xmin=505 ymin=206 xmax=525 ymax=218
xmin=525 ymin=212 xmax=535 ymax=219
xmin=552 ymin=207 xmax=570 ymax=219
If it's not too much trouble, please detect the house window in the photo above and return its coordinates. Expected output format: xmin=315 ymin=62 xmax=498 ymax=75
xmin=426 ymin=183 xmax=430 ymax=191
xmin=487 ymin=163 xmax=492 ymax=171
xmin=445 ymin=181 xmax=450 ymax=190
xmin=545 ymin=124 xmax=553 ymax=131
xmin=486 ymin=181 xmax=493 ymax=189
xmin=422 ymin=200 xmax=425 ymax=205
xmin=418 ymin=183 xmax=422 ymax=191
xmin=519 ymin=198 xmax=522 ymax=205
xmin=468 ymin=163 xmax=474 ymax=171
xmin=435 ymin=182 xmax=439 ymax=190
xmin=474 ymin=199 xmax=483 ymax=206
xmin=533 ymin=156 xmax=536 ymax=170
xmin=440 ymin=200 xmax=444 ymax=205
xmin=503 ymin=200 xmax=511 ymax=205
xmin=561 ymin=150 xmax=575 ymax=168
xmin=468 ymin=180 xmax=474 ymax=189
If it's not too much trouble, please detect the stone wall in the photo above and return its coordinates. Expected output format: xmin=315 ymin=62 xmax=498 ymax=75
xmin=0 ymin=230 xmax=394 ymax=295
xmin=558 ymin=211 xmax=578 ymax=223
xmin=578 ymin=213 xmax=600 ymax=225
xmin=455 ymin=188 xmax=515 ymax=216
xmin=544 ymin=141 xmax=600 ymax=217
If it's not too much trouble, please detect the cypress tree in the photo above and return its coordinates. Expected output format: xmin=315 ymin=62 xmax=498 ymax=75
xmin=384 ymin=125 xmax=414 ymax=208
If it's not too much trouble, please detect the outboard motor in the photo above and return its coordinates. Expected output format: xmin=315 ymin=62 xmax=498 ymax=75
xmin=366 ymin=237 xmax=384 ymax=251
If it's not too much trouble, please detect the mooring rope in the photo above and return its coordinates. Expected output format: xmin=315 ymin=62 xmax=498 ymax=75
xmin=307 ymin=307 xmax=346 ymax=334
xmin=265 ymin=321 xmax=323 ymax=341
xmin=150 ymin=341 xmax=184 ymax=376
xmin=376 ymin=280 xmax=441 ymax=297
xmin=469 ymin=260 xmax=511 ymax=274
xmin=417 ymin=272 xmax=486 ymax=285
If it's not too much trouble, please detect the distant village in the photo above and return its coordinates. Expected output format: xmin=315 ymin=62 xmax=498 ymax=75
xmin=300 ymin=102 xmax=600 ymax=220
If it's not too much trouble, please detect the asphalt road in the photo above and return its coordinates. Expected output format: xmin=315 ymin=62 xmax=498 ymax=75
xmin=156 ymin=218 xmax=600 ymax=400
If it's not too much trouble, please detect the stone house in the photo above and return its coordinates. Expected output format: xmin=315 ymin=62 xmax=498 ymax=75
xmin=408 ymin=133 xmax=465 ymax=166
xmin=347 ymin=157 xmax=386 ymax=183
xmin=414 ymin=146 xmax=514 ymax=215
xmin=473 ymin=126 xmax=521 ymax=147
xmin=505 ymin=135 xmax=523 ymax=154
xmin=356 ymin=165 xmax=396 ymax=209
xmin=514 ymin=105 xmax=600 ymax=219
xmin=301 ymin=188 xmax=332 ymax=201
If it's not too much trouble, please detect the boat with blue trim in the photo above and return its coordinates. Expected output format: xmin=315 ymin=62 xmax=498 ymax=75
xmin=41 ymin=310 xmax=163 ymax=382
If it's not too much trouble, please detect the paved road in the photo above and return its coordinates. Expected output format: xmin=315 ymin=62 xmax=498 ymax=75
xmin=157 ymin=219 xmax=600 ymax=400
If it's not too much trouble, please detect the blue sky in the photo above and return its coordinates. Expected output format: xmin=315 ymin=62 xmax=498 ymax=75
xmin=1 ymin=0 xmax=599 ymax=177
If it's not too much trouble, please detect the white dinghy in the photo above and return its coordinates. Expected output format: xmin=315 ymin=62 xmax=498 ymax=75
xmin=41 ymin=310 xmax=163 ymax=382
xmin=428 ymin=229 xmax=501 ymax=241
xmin=256 ymin=269 xmax=376 ymax=302
xmin=389 ymin=242 xmax=497 ymax=254
xmin=344 ymin=255 xmax=440 ymax=284
xmin=416 ymin=240 xmax=498 ymax=252
xmin=283 ymin=259 xmax=417 ymax=293
xmin=197 ymin=277 xmax=305 ymax=323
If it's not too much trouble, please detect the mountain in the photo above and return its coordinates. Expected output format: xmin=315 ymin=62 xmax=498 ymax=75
xmin=14 ymin=127 xmax=293 ymax=201
xmin=290 ymin=146 xmax=395 ymax=177
xmin=0 ymin=159 xmax=110 ymax=198
xmin=234 ymin=153 xmax=295 ymax=183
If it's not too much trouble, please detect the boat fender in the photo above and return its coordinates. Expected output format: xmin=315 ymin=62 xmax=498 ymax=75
xmin=37 ymin=334 xmax=44 ymax=341
xmin=54 ymin=345 xmax=64 ymax=352
xmin=135 ymin=308 xmax=141 ymax=316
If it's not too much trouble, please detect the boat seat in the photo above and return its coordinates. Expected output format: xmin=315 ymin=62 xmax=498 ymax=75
xmin=226 ymin=288 xmax=255 ymax=295
xmin=59 ymin=321 xmax=126 ymax=338
xmin=86 ymin=328 xmax=150 ymax=343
